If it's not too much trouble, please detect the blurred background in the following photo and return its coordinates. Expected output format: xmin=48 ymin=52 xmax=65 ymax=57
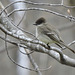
xmin=0 ymin=0 xmax=75 ymax=75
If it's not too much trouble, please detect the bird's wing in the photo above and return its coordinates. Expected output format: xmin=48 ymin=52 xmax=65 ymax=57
xmin=46 ymin=25 xmax=63 ymax=43
xmin=46 ymin=32 xmax=60 ymax=42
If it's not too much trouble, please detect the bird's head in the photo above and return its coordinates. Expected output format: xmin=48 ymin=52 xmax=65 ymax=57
xmin=33 ymin=17 xmax=46 ymax=26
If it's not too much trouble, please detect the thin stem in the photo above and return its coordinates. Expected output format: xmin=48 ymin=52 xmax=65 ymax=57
xmin=4 ymin=34 xmax=37 ymax=71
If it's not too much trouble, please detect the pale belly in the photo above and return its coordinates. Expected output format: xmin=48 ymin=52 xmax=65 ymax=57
xmin=38 ymin=34 xmax=54 ymax=44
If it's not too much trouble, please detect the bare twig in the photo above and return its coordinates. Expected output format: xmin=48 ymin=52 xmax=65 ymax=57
xmin=7 ymin=8 xmax=75 ymax=22
xmin=68 ymin=40 xmax=75 ymax=46
xmin=0 ymin=2 xmax=38 ymax=41
xmin=2 ymin=32 xmax=75 ymax=67
xmin=26 ymin=51 xmax=42 ymax=75
xmin=18 ymin=44 xmax=34 ymax=55
xmin=1 ymin=0 xmax=75 ymax=15
xmin=0 ymin=19 xmax=75 ymax=68
xmin=0 ymin=20 xmax=75 ymax=68
xmin=17 ymin=11 xmax=26 ymax=26
xmin=0 ymin=0 xmax=75 ymax=70
xmin=3 ymin=34 xmax=50 ymax=74
xmin=4 ymin=34 xmax=37 ymax=71
xmin=0 ymin=21 xmax=48 ymax=50
xmin=62 ymin=40 xmax=75 ymax=50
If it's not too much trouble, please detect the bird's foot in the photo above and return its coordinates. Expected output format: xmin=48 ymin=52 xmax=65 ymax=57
xmin=47 ymin=43 xmax=51 ymax=49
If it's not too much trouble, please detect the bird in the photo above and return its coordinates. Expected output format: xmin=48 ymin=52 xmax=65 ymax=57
xmin=33 ymin=17 xmax=75 ymax=53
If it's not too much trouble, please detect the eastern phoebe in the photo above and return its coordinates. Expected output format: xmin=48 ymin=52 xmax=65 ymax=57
xmin=33 ymin=17 xmax=75 ymax=53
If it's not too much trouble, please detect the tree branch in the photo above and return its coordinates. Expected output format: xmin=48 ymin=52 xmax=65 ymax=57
xmin=1 ymin=0 xmax=75 ymax=16
xmin=0 ymin=1 xmax=75 ymax=70
xmin=7 ymin=8 xmax=75 ymax=22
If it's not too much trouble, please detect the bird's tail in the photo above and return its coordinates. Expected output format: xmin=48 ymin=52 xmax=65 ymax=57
xmin=61 ymin=43 xmax=75 ymax=53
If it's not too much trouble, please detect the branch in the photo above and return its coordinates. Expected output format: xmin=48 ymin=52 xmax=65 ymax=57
xmin=0 ymin=0 xmax=75 ymax=15
xmin=1 ymin=23 xmax=75 ymax=67
xmin=1 ymin=32 xmax=75 ymax=67
xmin=4 ymin=34 xmax=38 ymax=72
xmin=0 ymin=2 xmax=49 ymax=74
xmin=0 ymin=1 xmax=75 ymax=22
xmin=7 ymin=8 xmax=75 ymax=22
xmin=26 ymin=52 xmax=42 ymax=75
xmin=0 ymin=1 xmax=75 ymax=69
